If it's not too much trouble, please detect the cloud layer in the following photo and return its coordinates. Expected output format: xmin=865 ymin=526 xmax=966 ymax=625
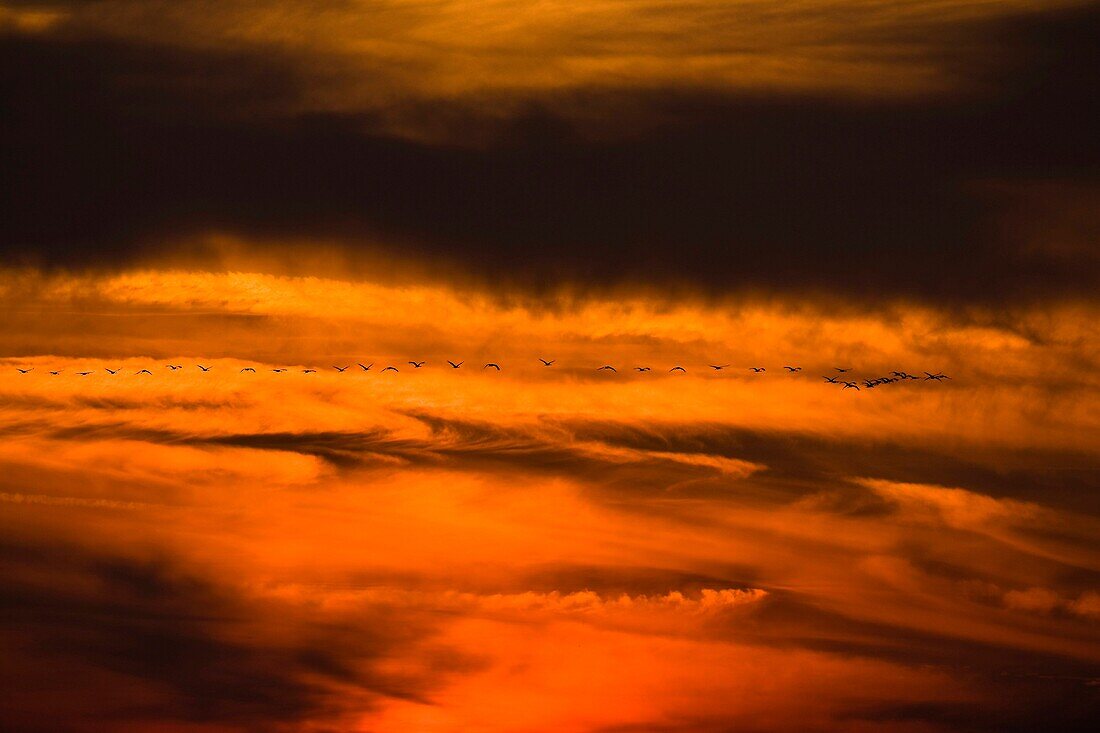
xmin=1 ymin=270 xmax=1098 ymax=731
xmin=1 ymin=1 xmax=1098 ymax=302
xmin=2 ymin=2 xmax=1098 ymax=729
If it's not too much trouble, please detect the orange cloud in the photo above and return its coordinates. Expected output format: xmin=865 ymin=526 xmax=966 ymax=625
xmin=1 ymin=265 xmax=1098 ymax=731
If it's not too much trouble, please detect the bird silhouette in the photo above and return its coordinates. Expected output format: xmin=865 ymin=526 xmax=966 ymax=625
xmin=15 ymin=353 xmax=957 ymax=389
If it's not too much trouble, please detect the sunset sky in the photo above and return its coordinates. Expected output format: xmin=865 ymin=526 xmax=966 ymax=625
xmin=1 ymin=2 xmax=1099 ymax=732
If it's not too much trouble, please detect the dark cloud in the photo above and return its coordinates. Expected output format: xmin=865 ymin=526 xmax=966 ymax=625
xmin=737 ymin=589 xmax=1098 ymax=672
xmin=0 ymin=392 xmax=255 ymax=412
xmin=15 ymin=408 xmax=1100 ymax=514
xmin=849 ymin=695 xmax=1100 ymax=733
xmin=560 ymin=419 xmax=1100 ymax=513
xmin=27 ymin=414 xmax=738 ymax=494
xmin=693 ymin=592 xmax=1100 ymax=733
xmin=599 ymin=632 xmax=1100 ymax=733
xmin=1 ymin=3 xmax=1098 ymax=303
xmin=593 ymin=689 xmax=1100 ymax=733
xmin=0 ymin=539 xmax=465 ymax=732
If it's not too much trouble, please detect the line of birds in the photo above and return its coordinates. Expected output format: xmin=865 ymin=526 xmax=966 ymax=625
xmin=821 ymin=370 xmax=950 ymax=390
xmin=12 ymin=363 xmax=951 ymax=387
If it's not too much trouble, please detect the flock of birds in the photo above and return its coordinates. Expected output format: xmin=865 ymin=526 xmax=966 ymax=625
xmin=12 ymin=362 xmax=951 ymax=390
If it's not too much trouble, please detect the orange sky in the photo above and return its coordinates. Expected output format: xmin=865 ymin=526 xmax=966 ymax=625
xmin=1 ymin=267 xmax=1097 ymax=732
xmin=1 ymin=1 xmax=1099 ymax=730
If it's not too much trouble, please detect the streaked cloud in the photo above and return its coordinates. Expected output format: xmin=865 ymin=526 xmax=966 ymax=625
xmin=1 ymin=266 xmax=1097 ymax=730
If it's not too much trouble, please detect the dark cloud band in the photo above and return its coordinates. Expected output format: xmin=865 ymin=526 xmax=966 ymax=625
xmin=1 ymin=3 xmax=1098 ymax=303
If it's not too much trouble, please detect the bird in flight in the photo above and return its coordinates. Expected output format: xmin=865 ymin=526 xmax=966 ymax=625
xmin=16 ymin=368 xmax=31 ymax=374
xmin=784 ymin=366 xmax=802 ymax=372
xmin=750 ymin=367 xmax=766 ymax=373
xmin=447 ymin=361 xmax=463 ymax=369
xmin=240 ymin=367 xmax=256 ymax=373
xmin=669 ymin=366 xmax=686 ymax=373
xmin=77 ymin=371 xmax=94 ymax=376
xmin=302 ymin=369 xmax=316 ymax=373
xmin=49 ymin=370 xmax=62 ymax=375
xmin=841 ymin=381 xmax=860 ymax=390
xmin=358 ymin=363 xmax=373 ymax=372
xmin=484 ymin=363 xmax=501 ymax=370
xmin=822 ymin=375 xmax=840 ymax=383
xmin=409 ymin=361 xmax=425 ymax=368
xmin=271 ymin=368 xmax=288 ymax=373
xmin=538 ymin=359 xmax=554 ymax=366
xmin=167 ymin=364 xmax=182 ymax=370
xmin=136 ymin=369 xmax=152 ymax=375
xmin=333 ymin=365 xmax=350 ymax=372
xmin=197 ymin=365 xmax=212 ymax=372
xmin=381 ymin=366 xmax=399 ymax=372
xmin=634 ymin=366 xmax=651 ymax=372
xmin=924 ymin=371 xmax=951 ymax=381
xmin=835 ymin=367 xmax=851 ymax=373
xmin=709 ymin=364 xmax=731 ymax=370
xmin=598 ymin=365 xmax=617 ymax=372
